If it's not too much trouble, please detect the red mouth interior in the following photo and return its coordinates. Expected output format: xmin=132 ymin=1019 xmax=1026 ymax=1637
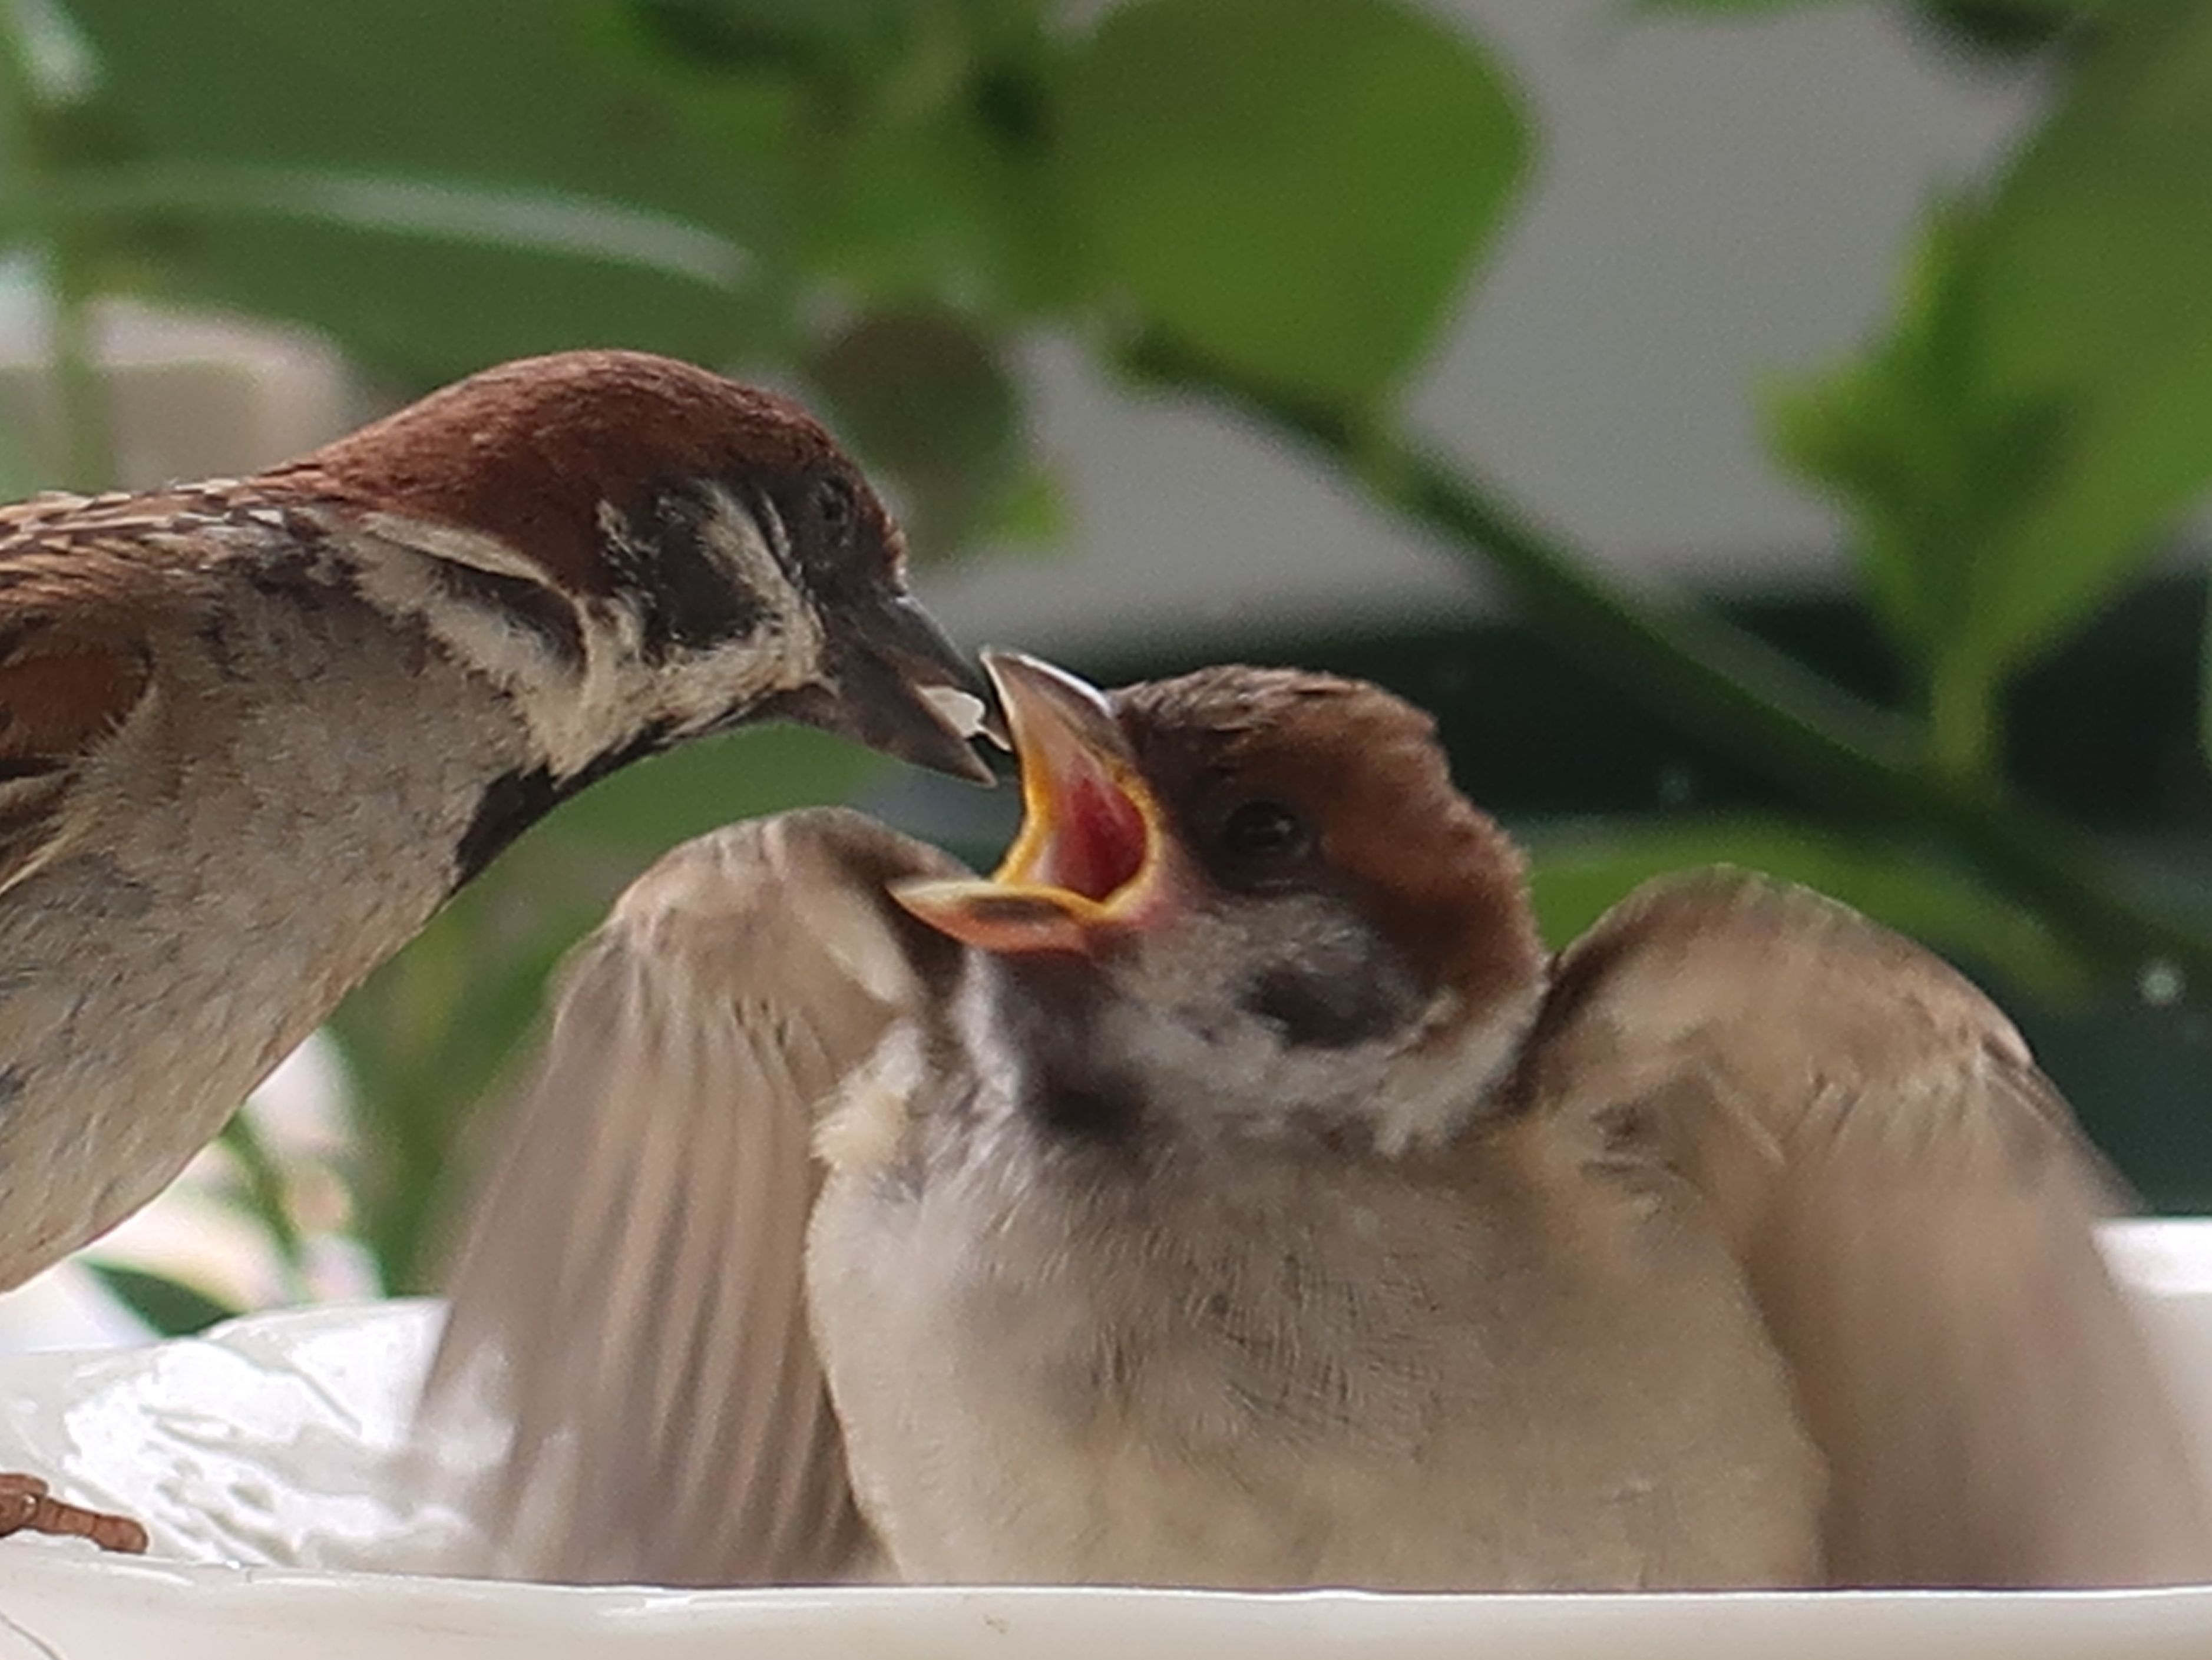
xmin=1035 ymin=773 xmax=1149 ymax=901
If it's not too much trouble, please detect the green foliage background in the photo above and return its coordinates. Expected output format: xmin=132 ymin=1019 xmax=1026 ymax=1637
xmin=3 ymin=0 xmax=2210 ymax=1324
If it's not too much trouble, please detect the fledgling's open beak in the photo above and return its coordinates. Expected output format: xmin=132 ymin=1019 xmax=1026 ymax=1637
xmin=893 ymin=650 xmax=1179 ymax=954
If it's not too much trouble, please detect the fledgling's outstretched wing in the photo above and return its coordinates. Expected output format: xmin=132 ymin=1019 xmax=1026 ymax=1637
xmin=421 ymin=806 xmax=968 ymax=1586
xmin=1517 ymin=868 xmax=2212 ymax=1588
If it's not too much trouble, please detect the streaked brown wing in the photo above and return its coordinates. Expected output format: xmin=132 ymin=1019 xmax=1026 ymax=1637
xmin=422 ymin=807 xmax=967 ymax=1586
xmin=0 ymin=507 xmax=160 ymax=894
xmin=1519 ymin=868 xmax=2212 ymax=1588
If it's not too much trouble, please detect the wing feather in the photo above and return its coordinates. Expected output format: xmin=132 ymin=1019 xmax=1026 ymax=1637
xmin=422 ymin=807 xmax=967 ymax=1586
xmin=0 ymin=587 xmax=155 ymax=897
xmin=1522 ymin=868 xmax=2212 ymax=1587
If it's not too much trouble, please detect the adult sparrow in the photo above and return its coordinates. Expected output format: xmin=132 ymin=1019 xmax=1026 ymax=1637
xmin=0 ymin=349 xmax=990 ymax=1551
xmin=428 ymin=652 xmax=2210 ymax=1590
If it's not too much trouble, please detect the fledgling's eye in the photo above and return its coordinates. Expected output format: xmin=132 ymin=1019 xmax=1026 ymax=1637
xmin=814 ymin=474 xmax=857 ymax=538
xmin=1214 ymin=797 xmax=1317 ymax=888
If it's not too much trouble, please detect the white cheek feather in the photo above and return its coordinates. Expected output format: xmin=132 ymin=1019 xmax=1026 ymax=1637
xmin=343 ymin=490 xmax=826 ymax=780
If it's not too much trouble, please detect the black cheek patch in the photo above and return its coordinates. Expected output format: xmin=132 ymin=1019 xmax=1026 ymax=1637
xmin=629 ymin=491 xmax=766 ymax=663
xmin=1243 ymin=963 xmax=1410 ymax=1050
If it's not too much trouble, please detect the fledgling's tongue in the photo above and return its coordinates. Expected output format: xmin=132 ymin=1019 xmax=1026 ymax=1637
xmin=1040 ymin=773 xmax=1149 ymax=902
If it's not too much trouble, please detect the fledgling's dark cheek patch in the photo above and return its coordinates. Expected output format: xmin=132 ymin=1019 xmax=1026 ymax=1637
xmin=1047 ymin=775 xmax=1148 ymax=902
xmin=1243 ymin=963 xmax=1410 ymax=1049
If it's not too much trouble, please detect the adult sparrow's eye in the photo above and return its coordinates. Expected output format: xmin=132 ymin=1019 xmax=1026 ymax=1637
xmin=814 ymin=475 xmax=857 ymax=537
xmin=1216 ymin=798 xmax=1315 ymax=881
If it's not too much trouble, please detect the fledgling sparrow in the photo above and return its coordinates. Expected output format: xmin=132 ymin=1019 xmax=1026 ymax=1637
xmin=428 ymin=652 xmax=2211 ymax=1592
xmin=0 ymin=349 xmax=991 ymax=1552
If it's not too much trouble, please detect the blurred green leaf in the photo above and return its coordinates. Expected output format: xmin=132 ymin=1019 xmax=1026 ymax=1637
xmin=1767 ymin=207 xmax=2070 ymax=772
xmin=798 ymin=108 xmax=1076 ymax=316
xmin=1526 ymin=814 xmax=2094 ymax=1003
xmin=633 ymin=0 xmax=915 ymax=80
xmin=1959 ymin=4 xmax=2212 ymax=662
xmin=1635 ymin=0 xmax=2097 ymax=16
xmin=51 ymin=0 xmax=801 ymax=375
xmin=44 ymin=166 xmax=757 ymax=287
xmin=26 ymin=164 xmax=778 ymax=381
xmin=806 ymin=308 xmax=1022 ymax=557
xmin=1060 ymin=0 xmax=1528 ymax=404
xmin=51 ymin=1 xmax=1083 ymax=368
xmin=786 ymin=24 xmax=1077 ymax=315
xmin=1773 ymin=4 xmax=2212 ymax=769
xmin=1770 ymin=212 xmax=2056 ymax=661
xmin=1915 ymin=2 xmax=2093 ymax=55
xmin=104 ymin=179 xmax=771 ymax=382
xmin=82 ymin=1262 xmax=240 ymax=1338
xmin=57 ymin=1 xmax=796 ymax=237
xmin=140 ymin=221 xmax=760 ymax=385
xmin=1629 ymin=1 xmax=1839 ymax=12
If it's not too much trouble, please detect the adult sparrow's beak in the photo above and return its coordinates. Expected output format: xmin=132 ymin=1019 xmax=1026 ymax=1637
xmin=794 ymin=590 xmax=1004 ymax=785
xmin=894 ymin=651 xmax=1180 ymax=953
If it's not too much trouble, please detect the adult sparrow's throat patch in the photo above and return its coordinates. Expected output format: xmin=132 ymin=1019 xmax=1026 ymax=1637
xmin=893 ymin=652 xmax=1171 ymax=954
